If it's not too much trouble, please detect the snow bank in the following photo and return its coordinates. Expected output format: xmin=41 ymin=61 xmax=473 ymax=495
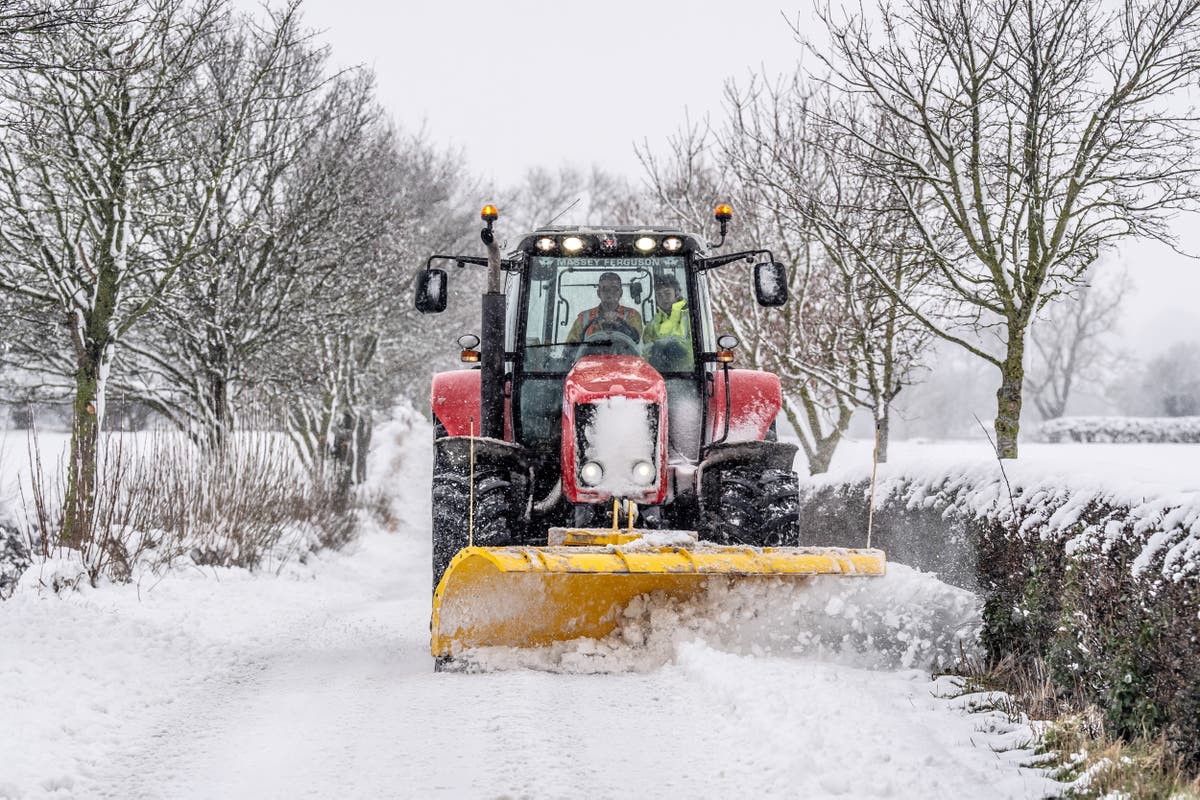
xmin=810 ymin=439 xmax=1200 ymax=584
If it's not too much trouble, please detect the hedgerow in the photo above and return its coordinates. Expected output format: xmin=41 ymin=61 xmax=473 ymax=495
xmin=1037 ymin=416 xmax=1200 ymax=443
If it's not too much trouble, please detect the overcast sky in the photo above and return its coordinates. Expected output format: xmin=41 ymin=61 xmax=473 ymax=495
xmin=274 ymin=0 xmax=1200 ymax=356
xmin=296 ymin=0 xmax=810 ymax=187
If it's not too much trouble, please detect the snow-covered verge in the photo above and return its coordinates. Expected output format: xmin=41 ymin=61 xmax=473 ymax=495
xmin=1036 ymin=415 xmax=1200 ymax=443
xmin=796 ymin=439 xmax=1200 ymax=768
xmin=0 ymin=418 xmax=1064 ymax=799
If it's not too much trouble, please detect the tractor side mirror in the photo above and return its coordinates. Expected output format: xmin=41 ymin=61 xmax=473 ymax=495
xmin=415 ymin=268 xmax=448 ymax=314
xmin=753 ymin=262 xmax=788 ymax=307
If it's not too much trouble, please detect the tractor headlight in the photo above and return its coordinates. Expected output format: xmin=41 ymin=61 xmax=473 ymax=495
xmin=562 ymin=236 xmax=586 ymax=253
xmin=662 ymin=236 xmax=683 ymax=252
xmin=579 ymin=461 xmax=604 ymax=486
xmin=630 ymin=460 xmax=656 ymax=485
xmin=536 ymin=236 xmax=556 ymax=252
xmin=634 ymin=236 xmax=656 ymax=252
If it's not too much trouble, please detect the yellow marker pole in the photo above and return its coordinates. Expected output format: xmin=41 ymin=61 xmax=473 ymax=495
xmin=627 ymin=501 xmax=636 ymax=532
xmin=612 ymin=498 xmax=619 ymax=532
xmin=867 ymin=419 xmax=879 ymax=549
xmin=469 ymin=417 xmax=476 ymax=548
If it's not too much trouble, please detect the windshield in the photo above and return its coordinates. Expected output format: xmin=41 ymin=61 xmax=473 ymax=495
xmin=521 ymin=256 xmax=694 ymax=375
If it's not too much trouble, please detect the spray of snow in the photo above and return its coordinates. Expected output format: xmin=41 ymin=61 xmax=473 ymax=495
xmin=458 ymin=563 xmax=982 ymax=674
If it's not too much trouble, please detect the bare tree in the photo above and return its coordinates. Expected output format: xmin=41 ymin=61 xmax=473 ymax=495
xmin=638 ymin=122 xmax=864 ymax=474
xmin=0 ymin=0 xmax=279 ymax=544
xmin=270 ymin=120 xmax=472 ymax=492
xmin=120 ymin=5 xmax=362 ymax=446
xmin=1027 ymin=263 xmax=1130 ymax=419
xmin=809 ymin=0 xmax=1200 ymax=457
xmin=1133 ymin=341 xmax=1200 ymax=417
xmin=723 ymin=75 xmax=936 ymax=462
xmin=0 ymin=1 xmax=121 ymax=70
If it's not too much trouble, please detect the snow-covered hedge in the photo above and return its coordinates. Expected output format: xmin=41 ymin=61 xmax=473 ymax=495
xmin=1036 ymin=415 xmax=1200 ymax=443
xmin=797 ymin=468 xmax=1200 ymax=766
xmin=0 ymin=520 xmax=29 ymax=600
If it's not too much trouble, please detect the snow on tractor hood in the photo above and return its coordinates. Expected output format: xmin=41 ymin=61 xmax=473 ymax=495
xmin=561 ymin=355 xmax=669 ymax=505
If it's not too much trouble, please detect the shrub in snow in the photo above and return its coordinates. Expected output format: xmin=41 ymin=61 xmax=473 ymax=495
xmin=9 ymin=428 xmax=363 ymax=593
xmin=797 ymin=474 xmax=1200 ymax=767
xmin=1036 ymin=416 xmax=1200 ymax=443
xmin=0 ymin=520 xmax=30 ymax=600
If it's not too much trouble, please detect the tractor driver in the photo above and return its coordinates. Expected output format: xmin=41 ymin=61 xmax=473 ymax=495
xmin=565 ymin=271 xmax=644 ymax=344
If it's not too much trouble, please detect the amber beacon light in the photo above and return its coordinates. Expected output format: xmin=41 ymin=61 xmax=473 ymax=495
xmin=480 ymin=204 xmax=499 ymax=222
xmin=709 ymin=203 xmax=733 ymax=247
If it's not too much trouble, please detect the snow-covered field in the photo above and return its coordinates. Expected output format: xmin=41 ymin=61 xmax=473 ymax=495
xmin=0 ymin=420 xmax=1107 ymax=799
xmin=820 ymin=436 xmax=1200 ymax=497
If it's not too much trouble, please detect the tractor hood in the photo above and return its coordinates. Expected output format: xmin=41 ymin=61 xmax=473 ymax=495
xmin=564 ymin=354 xmax=663 ymax=397
xmin=561 ymin=355 xmax=669 ymax=505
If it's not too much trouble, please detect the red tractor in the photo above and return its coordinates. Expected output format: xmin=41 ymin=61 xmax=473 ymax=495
xmin=415 ymin=205 xmax=883 ymax=660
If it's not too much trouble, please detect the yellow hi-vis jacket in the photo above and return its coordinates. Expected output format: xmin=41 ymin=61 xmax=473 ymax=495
xmin=644 ymin=299 xmax=690 ymax=344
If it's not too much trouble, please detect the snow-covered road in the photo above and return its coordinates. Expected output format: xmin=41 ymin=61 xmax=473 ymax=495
xmin=0 ymin=421 xmax=1060 ymax=799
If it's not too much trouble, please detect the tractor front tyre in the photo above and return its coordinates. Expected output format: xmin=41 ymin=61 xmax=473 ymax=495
xmin=432 ymin=462 xmax=521 ymax=588
xmin=698 ymin=441 xmax=801 ymax=547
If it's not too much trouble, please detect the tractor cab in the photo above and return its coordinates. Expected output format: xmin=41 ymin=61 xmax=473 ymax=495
xmin=503 ymin=228 xmax=716 ymax=464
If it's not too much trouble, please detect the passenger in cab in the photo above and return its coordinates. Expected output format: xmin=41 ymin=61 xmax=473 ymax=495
xmin=566 ymin=271 xmax=644 ymax=343
xmin=643 ymin=274 xmax=693 ymax=370
xmin=643 ymin=275 xmax=689 ymax=343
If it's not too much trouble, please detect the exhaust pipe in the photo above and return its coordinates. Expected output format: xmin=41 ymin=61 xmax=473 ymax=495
xmin=480 ymin=206 xmax=506 ymax=440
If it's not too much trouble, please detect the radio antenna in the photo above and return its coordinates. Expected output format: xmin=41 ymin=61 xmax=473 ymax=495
xmin=545 ymin=197 xmax=580 ymax=227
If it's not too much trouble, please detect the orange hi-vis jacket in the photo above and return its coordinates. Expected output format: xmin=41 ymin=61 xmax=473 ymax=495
xmin=566 ymin=305 xmax=644 ymax=343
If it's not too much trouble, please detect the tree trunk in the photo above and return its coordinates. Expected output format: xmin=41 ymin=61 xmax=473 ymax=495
xmin=208 ymin=369 xmax=229 ymax=450
xmin=62 ymin=355 xmax=102 ymax=549
xmin=994 ymin=333 xmax=1026 ymax=459
xmin=875 ymin=410 xmax=890 ymax=464
xmin=805 ymin=402 xmax=854 ymax=475
xmin=330 ymin=409 xmax=356 ymax=508
xmin=354 ymin=415 xmax=372 ymax=485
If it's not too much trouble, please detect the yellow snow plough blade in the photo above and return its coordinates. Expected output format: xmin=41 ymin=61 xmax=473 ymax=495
xmin=430 ymin=543 xmax=885 ymax=657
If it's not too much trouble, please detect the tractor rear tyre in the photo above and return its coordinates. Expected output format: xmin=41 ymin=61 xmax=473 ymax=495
xmin=705 ymin=465 xmax=759 ymax=545
xmin=753 ymin=468 xmax=800 ymax=546
xmin=704 ymin=465 xmax=800 ymax=547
